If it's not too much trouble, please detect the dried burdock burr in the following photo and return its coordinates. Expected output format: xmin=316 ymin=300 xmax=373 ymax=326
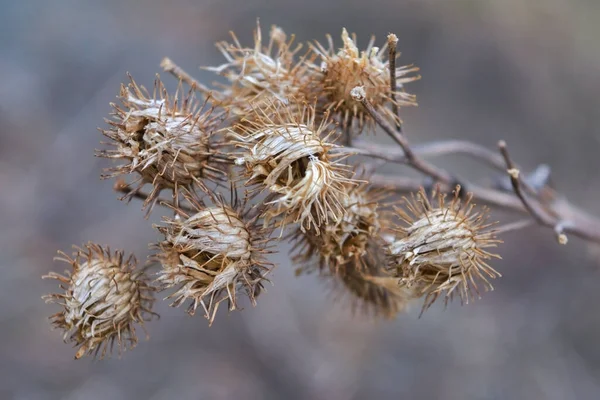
xmin=153 ymin=190 xmax=273 ymax=324
xmin=97 ymin=75 xmax=230 ymax=215
xmin=204 ymin=22 xmax=315 ymax=119
xmin=309 ymin=28 xmax=420 ymax=132
xmin=291 ymin=182 xmax=387 ymax=272
xmin=292 ymin=183 xmax=412 ymax=318
xmin=42 ymin=243 xmax=157 ymax=359
xmin=230 ymin=100 xmax=359 ymax=231
xmin=387 ymin=186 xmax=502 ymax=313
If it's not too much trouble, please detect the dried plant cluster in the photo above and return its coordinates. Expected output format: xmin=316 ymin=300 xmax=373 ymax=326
xmin=43 ymin=22 xmax=600 ymax=359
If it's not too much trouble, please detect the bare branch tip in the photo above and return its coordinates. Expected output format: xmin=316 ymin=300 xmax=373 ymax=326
xmin=557 ymin=233 xmax=568 ymax=245
xmin=387 ymin=33 xmax=398 ymax=45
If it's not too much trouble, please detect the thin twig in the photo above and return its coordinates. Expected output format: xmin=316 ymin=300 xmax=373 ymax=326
xmin=351 ymin=88 xmax=453 ymax=183
xmin=494 ymin=219 xmax=534 ymax=235
xmin=498 ymin=141 xmax=555 ymax=226
xmin=353 ymin=139 xmax=506 ymax=172
xmin=160 ymin=57 xmax=212 ymax=94
xmin=387 ymin=33 xmax=401 ymax=131
xmin=113 ymin=180 xmax=195 ymax=214
xmin=369 ymin=174 xmax=526 ymax=212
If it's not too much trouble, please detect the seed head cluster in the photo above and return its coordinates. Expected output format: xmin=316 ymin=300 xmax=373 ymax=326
xmin=43 ymin=22 xmax=506 ymax=360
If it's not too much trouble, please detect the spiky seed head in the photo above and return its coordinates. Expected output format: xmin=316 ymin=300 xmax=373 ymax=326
xmin=97 ymin=75 xmax=229 ymax=214
xmin=309 ymin=28 xmax=420 ymax=132
xmin=387 ymin=186 xmax=502 ymax=313
xmin=230 ymin=101 xmax=359 ymax=231
xmin=154 ymin=194 xmax=272 ymax=324
xmin=291 ymin=183 xmax=386 ymax=271
xmin=204 ymin=22 xmax=315 ymax=118
xmin=42 ymin=243 xmax=157 ymax=359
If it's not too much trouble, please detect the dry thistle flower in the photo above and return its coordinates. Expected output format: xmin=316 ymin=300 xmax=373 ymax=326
xmin=309 ymin=28 xmax=420 ymax=131
xmin=387 ymin=186 xmax=502 ymax=312
xmin=291 ymin=182 xmax=412 ymax=318
xmin=205 ymin=22 xmax=314 ymax=118
xmin=291 ymin=183 xmax=387 ymax=272
xmin=42 ymin=243 xmax=157 ymax=359
xmin=97 ymin=75 xmax=229 ymax=214
xmin=230 ymin=101 xmax=358 ymax=231
xmin=154 ymin=191 xmax=273 ymax=324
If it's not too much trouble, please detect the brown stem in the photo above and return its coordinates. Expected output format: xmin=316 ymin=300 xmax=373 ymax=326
xmin=497 ymin=141 xmax=555 ymax=227
xmin=353 ymin=139 xmax=506 ymax=172
xmin=354 ymin=92 xmax=453 ymax=183
xmin=113 ymin=180 xmax=195 ymax=214
xmin=387 ymin=33 xmax=401 ymax=132
xmin=160 ymin=57 xmax=212 ymax=94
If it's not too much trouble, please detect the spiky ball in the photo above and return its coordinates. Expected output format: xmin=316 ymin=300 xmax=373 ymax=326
xmin=205 ymin=22 xmax=315 ymax=118
xmin=230 ymin=101 xmax=358 ymax=231
xmin=387 ymin=186 xmax=502 ymax=312
xmin=42 ymin=243 xmax=157 ymax=359
xmin=310 ymin=28 xmax=420 ymax=131
xmin=291 ymin=183 xmax=386 ymax=272
xmin=154 ymin=193 xmax=272 ymax=324
xmin=97 ymin=75 xmax=228 ymax=214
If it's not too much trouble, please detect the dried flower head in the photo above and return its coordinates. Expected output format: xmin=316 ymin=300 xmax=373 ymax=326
xmin=310 ymin=28 xmax=420 ymax=131
xmin=42 ymin=243 xmax=157 ymax=359
xmin=205 ymin=22 xmax=314 ymax=118
xmin=97 ymin=75 xmax=229 ymax=214
xmin=387 ymin=186 xmax=502 ymax=312
xmin=230 ymin=101 xmax=358 ymax=231
xmin=291 ymin=183 xmax=387 ymax=271
xmin=154 ymin=191 xmax=272 ymax=324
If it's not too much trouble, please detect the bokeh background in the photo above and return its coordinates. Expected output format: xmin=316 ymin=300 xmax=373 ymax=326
xmin=2 ymin=0 xmax=600 ymax=399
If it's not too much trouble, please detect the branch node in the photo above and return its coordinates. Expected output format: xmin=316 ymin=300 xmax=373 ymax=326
xmin=507 ymin=168 xmax=520 ymax=180
xmin=350 ymin=86 xmax=366 ymax=101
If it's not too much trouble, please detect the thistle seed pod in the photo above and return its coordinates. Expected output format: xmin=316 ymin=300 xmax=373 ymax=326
xmin=230 ymin=102 xmax=358 ymax=231
xmin=42 ymin=243 xmax=157 ymax=359
xmin=97 ymin=75 xmax=229 ymax=215
xmin=387 ymin=186 xmax=502 ymax=312
xmin=154 ymin=192 xmax=273 ymax=324
xmin=205 ymin=22 xmax=315 ymax=118
xmin=310 ymin=28 xmax=420 ymax=131
xmin=291 ymin=183 xmax=386 ymax=272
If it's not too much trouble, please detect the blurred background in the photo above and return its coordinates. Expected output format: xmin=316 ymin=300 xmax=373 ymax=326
xmin=2 ymin=0 xmax=600 ymax=399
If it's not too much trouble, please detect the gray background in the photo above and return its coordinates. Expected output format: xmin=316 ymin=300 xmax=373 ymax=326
xmin=2 ymin=0 xmax=600 ymax=399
